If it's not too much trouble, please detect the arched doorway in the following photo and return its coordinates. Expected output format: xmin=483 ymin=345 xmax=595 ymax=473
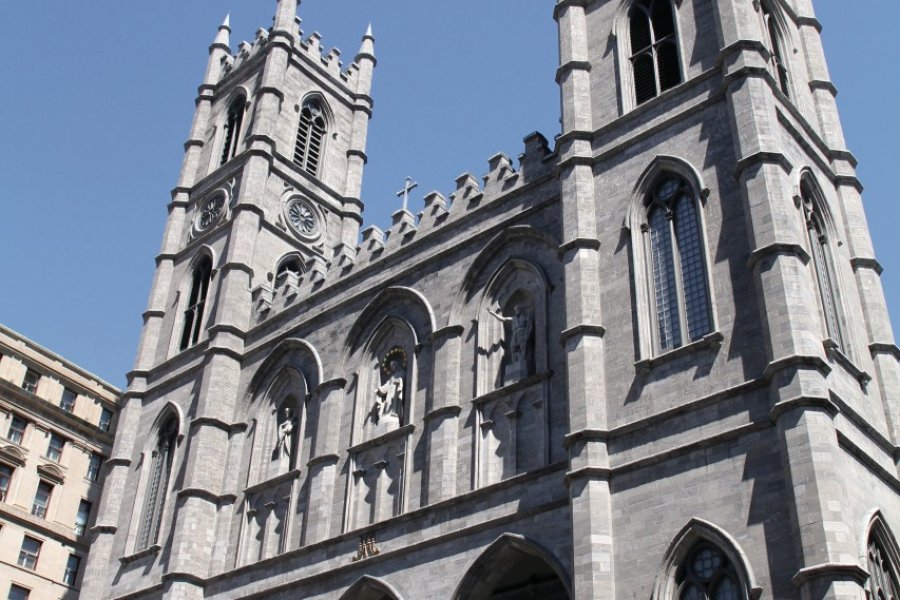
xmin=340 ymin=575 xmax=402 ymax=600
xmin=454 ymin=534 xmax=571 ymax=600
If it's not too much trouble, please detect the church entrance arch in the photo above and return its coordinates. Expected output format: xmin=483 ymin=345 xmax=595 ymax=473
xmin=453 ymin=534 xmax=571 ymax=600
xmin=339 ymin=575 xmax=403 ymax=600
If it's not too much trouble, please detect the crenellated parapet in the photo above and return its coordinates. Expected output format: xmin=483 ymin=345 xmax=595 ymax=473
xmin=248 ymin=132 xmax=555 ymax=324
xmin=215 ymin=19 xmax=371 ymax=93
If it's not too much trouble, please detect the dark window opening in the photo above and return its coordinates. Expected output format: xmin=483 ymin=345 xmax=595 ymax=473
xmin=629 ymin=0 xmax=683 ymax=105
xmin=179 ymin=256 xmax=212 ymax=351
xmin=293 ymin=98 xmax=327 ymax=177
xmin=219 ymin=97 xmax=245 ymax=166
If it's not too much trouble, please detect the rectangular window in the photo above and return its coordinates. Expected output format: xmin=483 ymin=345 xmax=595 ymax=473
xmin=99 ymin=407 xmax=113 ymax=432
xmin=17 ymin=536 xmax=41 ymax=570
xmin=7 ymin=585 xmax=30 ymax=600
xmin=21 ymin=369 xmax=39 ymax=394
xmin=63 ymin=554 xmax=81 ymax=586
xmin=31 ymin=481 xmax=52 ymax=519
xmin=75 ymin=499 xmax=92 ymax=536
xmin=46 ymin=433 xmax=64 ymax=462
xmin=60 ymin=388 xmax=77 ymax=413
xmin=7 ymin=416 xmax=26 ymax=445
xmin=0 ymin=464 xmax=12 ymax=502
xmin=86 ymin=453 xmax=102 ymax=482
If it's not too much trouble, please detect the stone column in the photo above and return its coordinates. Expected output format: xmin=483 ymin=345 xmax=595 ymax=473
xmin=425 ymin=325 xmax=464 ymax=504
xmin=303 ymin=378 xmax=346 ymax=545
xmin=555 ymin=1 xmax=613 ymax=597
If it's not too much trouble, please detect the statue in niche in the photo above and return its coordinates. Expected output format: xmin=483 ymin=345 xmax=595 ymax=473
xmin=367 ymin=349 xmax=406 ymax=430
xmin=488 ymin=302 xmax=534 ymax=386
xmin=272 ymin=406 xmax=296 ymax=472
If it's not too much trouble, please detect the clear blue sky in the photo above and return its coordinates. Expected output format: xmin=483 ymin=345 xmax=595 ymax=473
xmin=0 ymin=2 xmax=896 ymax=386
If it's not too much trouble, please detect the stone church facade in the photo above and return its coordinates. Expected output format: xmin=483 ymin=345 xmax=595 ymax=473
xmin=83 ymin=1 xmax=900 ymax=599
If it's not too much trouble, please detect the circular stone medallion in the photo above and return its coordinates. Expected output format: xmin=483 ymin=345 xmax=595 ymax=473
xmin=194 ymin=195 xmax=225 ymax=234
xmin=284 ymin=197 xmax=322 ymax=241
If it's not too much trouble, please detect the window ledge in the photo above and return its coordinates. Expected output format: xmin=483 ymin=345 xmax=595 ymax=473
xmin=823 ymin=339 xmax=871 ymax=390
xmin=472 ymin=371 xmax=551 ymax=405
xmin=120 ymin=544 xmax=161 ymax=565
xmin=348 ymin=424 xmax=415 ymax=455
xmin=635 ymin=331 xmax=724 ymax=373
xmin=244 ymin=469 xmax=301 ymax=495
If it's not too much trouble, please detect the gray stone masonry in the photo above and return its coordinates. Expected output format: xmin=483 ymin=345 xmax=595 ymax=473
xmin=82 ymin=0 xmax=900 ymax=599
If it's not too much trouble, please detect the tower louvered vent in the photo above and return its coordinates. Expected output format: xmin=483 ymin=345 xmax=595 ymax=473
xmin=294 ymin=99 xmax=327 ymax=177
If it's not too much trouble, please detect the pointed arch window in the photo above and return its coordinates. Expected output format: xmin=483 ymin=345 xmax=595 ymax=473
xmin=759 ymin=1 xmax=790 ymax=97
xmin=219 ymin=96 xmax=245 ymax=166
xmin=643 ymin=175 xmax=712 ymax=352
xmin=137 ymin=415 xmax=178 ymax=550
xmin=867 ymin=522 xmax=900 ymax=600
xmin=800 ymin=178 xmax=845 ymax=351
xmin=179 ymin=256 xmax=212 ymax=351
xmin=629 ymin=0 xmax=683 ymax=105
xmin=293 ymin=98 xmax=327 ymax=177
xmin=868 ymin=535 xmax=900 ymax=599
xmin=675 ymin=543 xmax=745 ymax=600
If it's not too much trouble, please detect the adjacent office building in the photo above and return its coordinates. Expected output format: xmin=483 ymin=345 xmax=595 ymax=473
xmin=0 ymin=325 xmax=118 ymax=599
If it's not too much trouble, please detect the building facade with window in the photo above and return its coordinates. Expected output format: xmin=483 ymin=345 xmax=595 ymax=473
xmin=83 ymin=1 xmax=899 ymax=599
xmin=0 ymin=324 xmax=119 ymax=599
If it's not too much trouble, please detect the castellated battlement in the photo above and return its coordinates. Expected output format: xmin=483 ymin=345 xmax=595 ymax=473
xmin=250 ymin=131 xmax=554 ymax=323
xmin=219 ymin=19 xmax=364 ymax=91
xmin=352 ymin=131 xmax=554 ymax=267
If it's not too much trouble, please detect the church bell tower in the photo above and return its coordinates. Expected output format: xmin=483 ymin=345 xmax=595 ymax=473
xmin=83 ymin=2 xmax=375 ymax=596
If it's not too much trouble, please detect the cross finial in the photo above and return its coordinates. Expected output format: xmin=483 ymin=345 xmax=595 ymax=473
xmin=396 ymin=176 xmax=418 ymax=212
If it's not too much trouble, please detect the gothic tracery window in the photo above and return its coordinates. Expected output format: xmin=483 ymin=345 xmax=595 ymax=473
xmin=800 ymin=177 xmax=846 ymax=352
xmin=293 ymin=97 xmax=327 ymax=177
xmin=676 ymin=544 xmax=745 ymax=600
xmin=179 ymin=255 xmax=212 ymax=351
xmin=868 ymin=535 xmax=900 ymax=600
xmin=629 ymin=0 xmax=683 ymax=105
xmin=643 ymin=175 xmax=712 ymax=352
xmin=137 ymin=414 xmax=178 ymax=550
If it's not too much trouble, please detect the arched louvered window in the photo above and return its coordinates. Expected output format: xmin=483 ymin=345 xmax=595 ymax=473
xmin=675 ymin=543 xmax=746 ymax=600
xmin=629 ymin=0 xmax=682 ymax=105
xmin=868 ymin=532 xmax=900 ymax=599
xmin=800 ymin=178 xmax=845 ymax=351
xmin=293 ymin=98 xmax=327 ymax=177
xmin=219 ymin=97 xmax=245 ymax=166
xmin=644 ymin=175 xmax=712 ymax=352
xmin=759 ymin=2 xmax=790 ymax=97
xmin=137 ymin=415 xmax=178 ymax=550
xmin=179 ymin=256 xmax=212 ymax=351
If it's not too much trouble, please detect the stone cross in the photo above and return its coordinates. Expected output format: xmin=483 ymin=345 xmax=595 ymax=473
xmin=396 ymin=176 xmax=418 ymax=212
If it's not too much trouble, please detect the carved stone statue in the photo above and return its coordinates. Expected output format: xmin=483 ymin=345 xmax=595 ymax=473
xmin=274 ymin=407 xmax=295 ymax=472
xmin=371 ymin=359 xmax=405 ymax=426
xmin=488 ymin=302 xmax=534 ymax=386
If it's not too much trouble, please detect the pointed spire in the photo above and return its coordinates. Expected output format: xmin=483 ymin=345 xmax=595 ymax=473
xmin=357 ymin=23 xmax=376 ymax=61
xmin=211 ymin=13 xmax=231 ymax=50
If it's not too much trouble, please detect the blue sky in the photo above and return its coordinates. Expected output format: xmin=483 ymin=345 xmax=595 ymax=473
xmin=0 ymin=2 xmax=897 ymax=386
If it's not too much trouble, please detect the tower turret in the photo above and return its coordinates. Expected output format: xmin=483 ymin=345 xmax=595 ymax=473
xmin=337 ymin=24 xmax=377 ymax=263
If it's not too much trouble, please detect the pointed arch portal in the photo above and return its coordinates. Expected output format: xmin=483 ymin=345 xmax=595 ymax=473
xmin=340 ymin=576 xmax=402 ymax=600
xmin=454 ymin=534 xmax=571 ymax=600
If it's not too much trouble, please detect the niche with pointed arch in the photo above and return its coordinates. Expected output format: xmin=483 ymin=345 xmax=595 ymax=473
xmin=240 ymin=369 xmax=309 ymax=564
xmin=474 ymin=258 xmax=550 ymax=487
xmin=347 ymin=317 xmax=417 ymax=529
